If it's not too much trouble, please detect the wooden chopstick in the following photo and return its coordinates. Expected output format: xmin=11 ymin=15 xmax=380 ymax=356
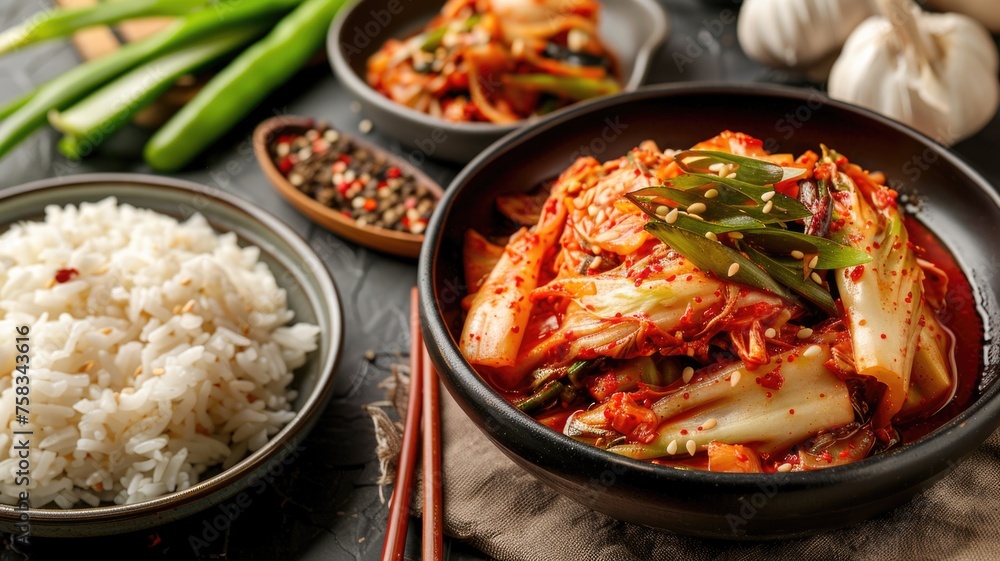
xmin=380 ymin=287 xmax=424 ymax=561
xmin=422 ymin=343 xmax=444 ymax=560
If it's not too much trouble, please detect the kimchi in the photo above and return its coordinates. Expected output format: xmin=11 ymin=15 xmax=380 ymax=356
xmin=458 ymin=131 xmax=973 ymax=473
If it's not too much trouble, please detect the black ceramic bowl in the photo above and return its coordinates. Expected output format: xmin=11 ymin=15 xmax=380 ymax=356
xmin=328 ymin=0 xmax=668 ymax=163
xmin=418 ymin=83 xmax=1000 ymax=539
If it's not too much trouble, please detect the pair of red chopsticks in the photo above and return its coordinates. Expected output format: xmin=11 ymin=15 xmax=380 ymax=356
xmin=381 ymin=287 xmax=443 ymax=561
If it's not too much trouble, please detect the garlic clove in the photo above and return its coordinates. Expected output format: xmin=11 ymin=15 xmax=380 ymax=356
xmin=829 ymin=1 xmax=999 ymax=145
xmin=737 ymin=0 xmax=874 ymax=70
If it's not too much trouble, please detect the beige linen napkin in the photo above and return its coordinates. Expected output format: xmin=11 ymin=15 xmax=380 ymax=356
xmin=370 ymin=372 xmax=1000 ymax=560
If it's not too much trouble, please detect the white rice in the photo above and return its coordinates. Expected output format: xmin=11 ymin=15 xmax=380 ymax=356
xmin=0 ymin=198 xmax=319 ymax=507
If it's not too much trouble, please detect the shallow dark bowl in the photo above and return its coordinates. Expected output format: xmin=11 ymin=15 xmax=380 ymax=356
xmin=0 ymin=174 xmax=343 ymax=537
xmin=418 ymin=83 xmax=1000 ymax=539
xmin=328 ymin=0 xmax=669 ymax=163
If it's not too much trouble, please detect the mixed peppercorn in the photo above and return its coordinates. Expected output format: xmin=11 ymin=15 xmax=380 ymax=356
xmin=268 ymin=122 xmax=436 ymax=235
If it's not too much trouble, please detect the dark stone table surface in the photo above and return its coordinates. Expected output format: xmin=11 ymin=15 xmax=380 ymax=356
xmin=0 ymin=1 xmax=997 ymax=559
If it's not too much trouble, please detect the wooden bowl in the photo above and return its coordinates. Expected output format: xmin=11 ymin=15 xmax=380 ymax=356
xmin=253 ymin=115 xmax=443 ymax=259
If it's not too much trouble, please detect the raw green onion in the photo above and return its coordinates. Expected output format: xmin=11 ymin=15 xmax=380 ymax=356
xmin=50 ymin=27 xmax=264 ymax=160
xmin=0 ymin=0 xmax=304 ymax=159
xmin=0 ymin=0 xmax=209 ymax=56
xmin=144 ymin=0 xmax=350 ymax=172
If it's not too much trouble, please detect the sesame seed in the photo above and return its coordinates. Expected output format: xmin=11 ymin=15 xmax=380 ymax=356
xmin=595 ymin=209 xmax=607 ymax=223
xmin=686 ymin=439 xmax=697 ymax=456
xmin=704 ymin=189 xmax=719 ymax=199
xmin=99 ymin=327 xmax=112 ymax=335
xmin=762 ymin=200 xmax=774 ymax=214
xmin=667 ymin=439 xmax=678 ymax=455
xmin=765 ymin=328 xmax=777 ymax=338
xmin=687 ymin=202 xmax=707 ymax=214
xmin=688 ymin=213 xmax=705 ymax=221
xmin=665 ymin=208 xmax=679 ymax=224
xmin=725 ymin=172 xmax=738 ymax=179
xmin=574 ymin=197 xmax=588 ymax=210
xmin=81 ymin=360 xmax=94 ymax=373
xmin=152 ymin=367 xmax=165 ymax=376
xmin=797 ymin=328 xmax=814 ymax=339
xmin=682 ymin=366 xmax=694 ymax=384
xmin=588 ymin=256 xmax=603 ymax=270
xmin=708 ymin=163 xmax=724 ymax=173
xmin=134 ymin=366 xmax=143 ymax=375
xmin=803 ymin=345 xmax=822 ymax=358
xmin=588 ymin=204 xmax=599 ymax=217
xmin=808 ymin=255 xmax=819 ymax=269
xmin=655 ymin=205 xmax=669 ymax=216
xmin=791 ymin=250 xmax=805 ymax=259
xmin=705 ymin=231 xmax=718 ymax=241
xmin=727 ymin=263 xmax=740 ymax=277
xmin=180 ymin=277 xmax=192 ymax=286
xmin=702 ymin=418 xmax=718 ymax=430
xmin=730 ymin=371 xmax=742 ymax=387
xmin=728 ymin=231 xmax=744 ymax=239
xmin=811 ymin=272 xmax=823 ymax=284
xmin=358 ymin=119 xmax=373 ymax=134
xmin=761 ymin=191 xmax=776 ymax=202
xmin=182 ymin=299 xmax=195 ymax=313
xmin=777 ymin=463 xmax=793 ymax=473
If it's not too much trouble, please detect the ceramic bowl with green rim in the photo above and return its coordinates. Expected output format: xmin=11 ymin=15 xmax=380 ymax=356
xmin=0 ymin=174 xmax=343 ymax=537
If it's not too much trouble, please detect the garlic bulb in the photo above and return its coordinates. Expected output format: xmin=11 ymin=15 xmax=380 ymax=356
xmin=828 ymin=0 xmax=999 ymax=145
xmin=927 ymin=0 xmax=1000 ymax=33
xmin=737 ymin=0 xmax=874 ymax=68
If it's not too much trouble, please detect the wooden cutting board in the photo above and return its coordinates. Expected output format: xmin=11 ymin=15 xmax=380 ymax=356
xmin=55 ymin=0 xmax=205 ymax=128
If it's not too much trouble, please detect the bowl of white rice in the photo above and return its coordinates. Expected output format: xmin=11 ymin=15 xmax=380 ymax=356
xmin=0 ymin=174 xmax=342 ymax=537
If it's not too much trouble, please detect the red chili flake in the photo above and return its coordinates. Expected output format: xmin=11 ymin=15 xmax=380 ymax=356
xmin=765 ymin=392 xmax=772 ymax=398
xmin=683 ymin=392 xmax=690 ymax=400
xmin=788 ymin=409 xmax=795 ymax=415
xmin=511 ymin=326 xmax=520 ymax=333
xmin=363 ymin=198 xmax=378 ymax=212
xmin=336 ymin=182 xmax=351 ymax=195
xmin=838 ymin=448 xmax=851 ymax=459
xmin=880 ymin=333 xmax=887 ymax=339
xmin=848 ymin=265 xmax=865 ymax=282
xmin=680 ymin=429 xmax=688 ymax=435
xmin=278 ymin=156 xmax=296 ymax=174
xmin=758 ymin=368 xmax=784 ymax=391
xmin=55 ymin=268 xmax=79 ymax=283
xmin=338 ymin=153 xmax=352 ymax=164
xmin=148 ymin=533 xmax=162 ymax=548
xmin=386 ymin=166 xmax=402 ymax=178
xmin=820 ymin=450 xmax=833 ymax=463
